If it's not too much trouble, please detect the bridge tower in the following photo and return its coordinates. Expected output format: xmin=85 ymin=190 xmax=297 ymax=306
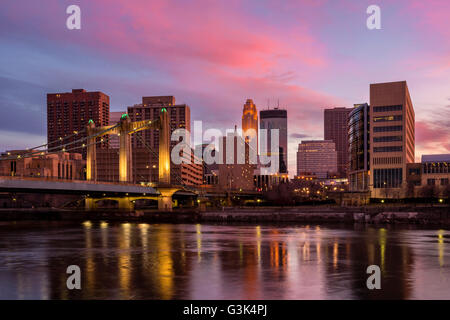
xmin=86 ymin=110 xmax=170 ymax=184
xmin=118 ymin=114 xmax=132 ymax=183
xmin=158 ymin=108 xmax=170 ymax=184
xmin=85 ymin=109 xmax=178 ymax=211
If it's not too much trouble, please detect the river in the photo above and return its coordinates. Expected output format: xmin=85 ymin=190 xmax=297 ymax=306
xmin=0 ymin=221 xmax=449 ymax=299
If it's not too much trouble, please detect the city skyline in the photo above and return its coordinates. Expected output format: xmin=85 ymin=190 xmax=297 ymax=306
xmin=1 ymin=0 xmax=450 ymax=176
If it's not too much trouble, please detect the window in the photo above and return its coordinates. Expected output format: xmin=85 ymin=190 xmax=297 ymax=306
xmin=374 ymin=168 xmax=403 ymax=188
xmin=427 ymin=179 xmax=436 ymax=186
xmin=441 ymin=178 xmax=449 ymax=186
xmin=374 ymin=146 xmax=403 ymax=152
xmin=373 ymin=126 xmax=403 ymax=133
xmin=373 ymin=136 xmax=402 ymax=143
xmin=373 ymin=105 xmax=402 ymax=112
xmin=373 ymin=115 xmax=402 ymax=122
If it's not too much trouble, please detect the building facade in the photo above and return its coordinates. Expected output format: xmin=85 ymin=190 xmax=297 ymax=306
xmin=196 ymin=143 xmax=218 ymax=184
xmin=218 ymin=131 xmax=255 ymax=191
xmin=253 ymin=170 xmax=289 ymax=191
xmin=296 ymin=140 xmax=337 ymax=179
xmin=0 ymin=150 xmax=86 ymax=180
xmin=127 ymin=96 xmax=196 ymax=184
xmin=369 ymin=81 xmax=415 ymax=197
xmin=47 ymin=89 xmax=110 ymax=158
xmin=324 ymin=107 xmax=352 ymax=177
xmin=260 ymin=108 xmax=288 ymax=173
xmin=420 ymin=154 xmax=450 ymax=189
xmin=242 ymin=99 xmax=258 ymax=152
xmin=348 ymin=103 xmax=370 ymax=191
xmin=406 ymin=154 xmax=450 ymax=198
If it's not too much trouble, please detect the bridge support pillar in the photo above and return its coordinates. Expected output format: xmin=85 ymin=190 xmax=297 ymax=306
xmin=118 ymin=197 xmax=134 ymax=211
xmin=157 ymin=187 xmax=179 ymax=212
xmin=85 ymin=198 xmax=97 ymax=211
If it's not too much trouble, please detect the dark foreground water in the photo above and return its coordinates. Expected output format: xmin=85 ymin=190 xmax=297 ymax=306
xmin=0 ymin=221 xmax=449 ymax=299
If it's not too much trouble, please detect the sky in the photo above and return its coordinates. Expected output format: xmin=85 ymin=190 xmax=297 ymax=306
xmin=1 ymin=0 xmax=449 ymax=175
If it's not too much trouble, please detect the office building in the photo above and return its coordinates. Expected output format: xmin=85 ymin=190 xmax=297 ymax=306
xmin=260 ymin=108 xmax=288 ymax=173
xmin=324 ymin=107 xmax=352 ymax=177
xmin=296 ymin=140 xmax=337 ymax=179
xmin=369 ymin=81 xmax=415 ymax=197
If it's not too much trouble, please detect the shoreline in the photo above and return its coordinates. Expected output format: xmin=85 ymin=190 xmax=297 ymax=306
xmin=0 ymin=206 xmax=449 ymax=226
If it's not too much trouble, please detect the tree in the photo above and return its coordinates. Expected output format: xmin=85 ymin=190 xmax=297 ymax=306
xmin=443 ymin=184 xmax=450 ymax=200
xmin=406 ymin=181 xmax=416 ymax=198
xmin=420 ymin=184 xmax=437 ymax=199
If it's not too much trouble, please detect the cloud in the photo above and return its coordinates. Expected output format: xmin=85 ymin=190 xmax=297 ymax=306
xmin=0 ymin=76 xmax=48 ymax=136
xmin=416 ymin=106 xmax=450 ymax=156
xmin=290 ymin=133 xmax=310 ymax=139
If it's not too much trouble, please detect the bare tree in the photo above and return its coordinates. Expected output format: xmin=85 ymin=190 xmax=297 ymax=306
xmin=420 ymin=184 xmax=437 ymax=199
xmin=406 ymin=181 xmax=416 ymax=198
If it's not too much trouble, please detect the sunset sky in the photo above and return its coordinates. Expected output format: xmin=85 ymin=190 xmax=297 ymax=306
xmin=1 ymin=0 xmax=449 ymax=174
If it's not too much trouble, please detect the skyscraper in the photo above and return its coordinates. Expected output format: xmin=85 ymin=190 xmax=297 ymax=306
xmin=369 ymin=80 xmax=415 ymax=197
xmin=260 ymin=108 xmax=288 ymax=173
xmin=47 ymin=89 xmax=110 ymax=158
xmin=296 ymin=140 xmax=337 ymax=179
xmin=324 ymin=107 xmax=352 ymax=177
xmin=242 ymin=99 xmax=258 ymax=152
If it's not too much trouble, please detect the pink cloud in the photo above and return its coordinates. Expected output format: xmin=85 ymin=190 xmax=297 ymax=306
xmin=416 ymin=118 xmax=450 ymax=158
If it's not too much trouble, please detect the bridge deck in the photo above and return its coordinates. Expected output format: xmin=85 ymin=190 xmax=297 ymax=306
xmin=0 ymin=177 xmax=159 ymax=196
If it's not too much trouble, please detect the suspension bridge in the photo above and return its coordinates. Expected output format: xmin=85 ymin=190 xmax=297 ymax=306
xmin=0 ymin=108 xmax=197 ymax=211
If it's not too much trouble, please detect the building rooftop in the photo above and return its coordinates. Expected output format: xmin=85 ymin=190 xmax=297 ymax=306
xmin=421 ymin=154 xmax=450 ymax=163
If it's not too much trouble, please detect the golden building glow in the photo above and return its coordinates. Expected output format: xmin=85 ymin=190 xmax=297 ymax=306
xmin=242 ymin=99 xmax=258 ymax=152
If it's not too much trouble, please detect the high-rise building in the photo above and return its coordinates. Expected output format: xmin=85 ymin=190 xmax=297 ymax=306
xmin=348 ymin=103 xmax=370 ymax=191
xmin=47 ymin=89 xmax=110 ymax=158
xmin=242 ymin=99 xmax=258 ymax=152
xmin=260 ymin=108 xmax=288 ymax=173
xmin=127 ymin=96 xmax=201 ymax=185
xmin=369 ymin=81 xmax=415 ymax=197
xmin=296 ymin=140 xmax=337 ymax=179
xmin=324 ymin=107 xmax=352 ymax=177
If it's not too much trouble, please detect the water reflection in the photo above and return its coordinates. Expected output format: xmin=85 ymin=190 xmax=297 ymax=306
xmin=0 ymin=222 xmax=449 ymax=299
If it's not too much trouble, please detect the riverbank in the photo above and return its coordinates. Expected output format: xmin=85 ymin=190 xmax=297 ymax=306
xmin=0 ymin=205 xmax=449 ymax=225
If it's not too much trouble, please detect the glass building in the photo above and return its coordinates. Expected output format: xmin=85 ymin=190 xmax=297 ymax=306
xmin=348 ymin=103 xmax=370 ymax=191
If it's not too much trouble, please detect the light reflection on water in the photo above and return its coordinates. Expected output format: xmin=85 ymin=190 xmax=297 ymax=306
xmin=0 ymin=221 xmax=449 ymax=299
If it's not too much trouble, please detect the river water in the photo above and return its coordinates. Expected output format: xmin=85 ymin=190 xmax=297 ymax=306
xmin=0 ymin=221 xmax=449 ymax=299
